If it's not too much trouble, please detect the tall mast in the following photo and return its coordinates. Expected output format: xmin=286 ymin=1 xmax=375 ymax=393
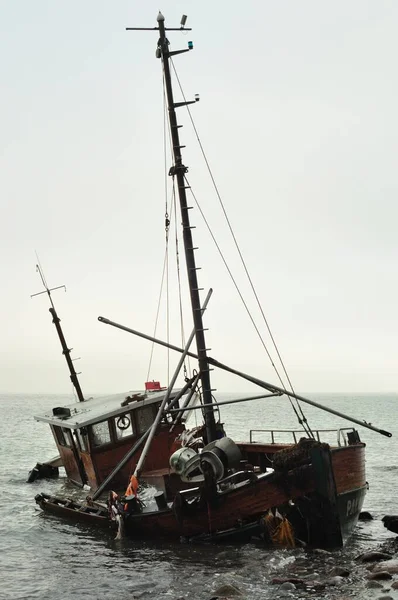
xmin=156 ymin=13 xmax=217 ymax=442
xmin=31 ymin=264 xmax=85 ymax=403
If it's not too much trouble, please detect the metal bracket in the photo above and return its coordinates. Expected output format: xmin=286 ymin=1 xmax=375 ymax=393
xmin=169 ymin=164 xmax=188 ymax=176
xmin=168 ymin=49 xmax=190 ymax=57
xmin=173 ymin=100 xmax=196 ymax=109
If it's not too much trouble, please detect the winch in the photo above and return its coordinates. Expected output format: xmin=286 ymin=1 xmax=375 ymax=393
xmin=169 ymin=437 xmax=242 ymax=483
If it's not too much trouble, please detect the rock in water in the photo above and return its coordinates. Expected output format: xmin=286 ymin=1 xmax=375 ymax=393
xmin=211 ymin=584 xmax=243 ymax=597
xmin=382 ymin=515 xmax=398 ymax=534
xmin=366 ymin=580 xmax=383 ymax=589
xmin=279 ymin=582 xmax=296 ymax=591
xmin=358 ymin=511 xmax=373 ymax=520
xmin=367 ymin=571 xmax=392 ymax=581
xmin=358 ymin=551 xmax=393 ymax=563
xmin=271 ymin=577 xmax=304 ymax=586
xmin=328 ymin=566 xmax=350 ymax=577
xmin=371 ymin=559 xmax=398 ymax=574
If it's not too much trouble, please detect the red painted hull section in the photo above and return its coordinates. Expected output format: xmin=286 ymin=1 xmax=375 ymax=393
xmin=124 ymin=443 xmax=366 ymax=540
xmin=37 ymin=443 xmax=366 ymax=547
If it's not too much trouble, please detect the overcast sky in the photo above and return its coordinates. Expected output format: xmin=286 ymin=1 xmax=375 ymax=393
xmin=1 ymin=1 xmax=397 ymax=396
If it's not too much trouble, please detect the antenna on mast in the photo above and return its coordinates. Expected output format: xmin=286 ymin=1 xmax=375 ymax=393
xmin=31 ymin=260 xmax=66 ymax=308
xmin=31 ymin=256 xmax=85 ymax=403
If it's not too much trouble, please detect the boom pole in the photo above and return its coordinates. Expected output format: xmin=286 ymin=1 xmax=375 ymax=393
xmin=98 ymin=315 xmax=392 ymax=438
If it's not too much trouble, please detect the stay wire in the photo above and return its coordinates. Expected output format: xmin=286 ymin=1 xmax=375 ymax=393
xmin=147 ymin=76 xmax=172 ymax=384
xmin=163 ymin=72 xmax=171 ymax=383
xmin=171 ymin=59 xmax=313 ymax=437
xmin=146 ymin=247 xmax=169 ymax=383
xmin=184 ymin=176 xmax=310 ymax=436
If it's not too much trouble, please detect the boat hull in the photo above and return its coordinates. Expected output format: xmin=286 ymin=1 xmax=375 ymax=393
xmin=122 ymin=443 xmax=366 ymax=547
xmin=337 ymin=484 xmax=367 ymax=543
xmin=35 ymin=442 xmax=366 ymax=548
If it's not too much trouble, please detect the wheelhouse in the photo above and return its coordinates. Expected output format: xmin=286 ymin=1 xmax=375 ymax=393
xmin=34 ymin=389 xmax=184 ymax=489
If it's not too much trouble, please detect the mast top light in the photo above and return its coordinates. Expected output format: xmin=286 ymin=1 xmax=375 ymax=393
xmin=157 ymin=12 xmax=165 ymax=22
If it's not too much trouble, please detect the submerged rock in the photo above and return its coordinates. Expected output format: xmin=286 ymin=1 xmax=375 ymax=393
xmin=303 ymin=581 xmax=325 ymax=592
xmin=359 ymin=551 xmax=393 ymax=563
xmin=211 ymin=584 xmax=243 ymax=597
xmin=379 ymin=537 xmax=398 ymax=556
xmin=328 ymin=566 xmax=350 ymax=577
xmin=366 ymin=580 xmax=383 ymax=589
xmin=279 ymin=582 xmax=296 ymax=591
xmin=367 ymin=571 xmax=393 ymax=581
xmin=271 ymin=577 xmax=304 ymax=586
xmin=372 ymin=559 xmax=398 ymax=574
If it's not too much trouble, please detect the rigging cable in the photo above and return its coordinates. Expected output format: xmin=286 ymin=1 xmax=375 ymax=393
xmin=170 ymin=59 xmax=313 ymax=437
xmin=163 ymin=74 xmax=171 ymax=384
xmin=184 ymin=177 xmax=311 ymax=436
xmin=146 ymin=75 xmax=172 ymax=384
xmin=145 ymin=248 xmax=169 ymax=384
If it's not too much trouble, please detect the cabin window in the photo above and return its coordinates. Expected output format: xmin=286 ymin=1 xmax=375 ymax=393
xmin=54 ymin=426 xmax=67 ymax=446
xmin=136 ymin=406 xmax=154 ymax=434
xmin=76 ymin=428 xmax=88 ymax=452
xmin=63 ymin=429 xmax=73 ymax=447
xmin=114 ymin=413 xmax=134 ymax=440
xmin=91 ymin=421 xmax=111 ymax=447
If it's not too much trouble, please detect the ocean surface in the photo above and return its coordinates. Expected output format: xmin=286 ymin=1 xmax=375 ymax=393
xmin=1 ymin=392 xmax=398 ymax=600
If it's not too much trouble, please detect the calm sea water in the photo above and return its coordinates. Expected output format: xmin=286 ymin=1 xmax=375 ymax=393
xmin=1 ymin=392 xmax=397 ymax=600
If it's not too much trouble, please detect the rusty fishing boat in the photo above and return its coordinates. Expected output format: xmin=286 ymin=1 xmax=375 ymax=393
xmin=35 ymin=13 xmax=392 ymax=548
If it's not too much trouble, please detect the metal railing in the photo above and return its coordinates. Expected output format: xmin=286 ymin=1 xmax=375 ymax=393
xmin=249 ymin=427 xmax=356 ymax=447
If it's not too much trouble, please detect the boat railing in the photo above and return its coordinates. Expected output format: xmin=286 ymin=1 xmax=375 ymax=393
xmin=249 ymin=427 xmax=356 ymax=447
